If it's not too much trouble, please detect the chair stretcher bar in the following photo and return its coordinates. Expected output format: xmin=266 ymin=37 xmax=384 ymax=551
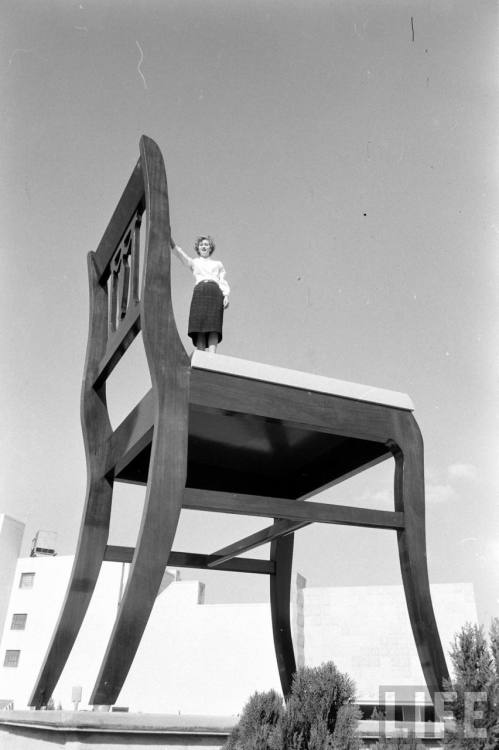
xmin=104 ymin=545 xmax=274 ymax=575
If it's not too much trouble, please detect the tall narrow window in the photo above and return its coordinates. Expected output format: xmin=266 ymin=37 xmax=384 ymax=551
xmin=19 ymin=572 xmax=35 ymax=589
xmin=3 ymin=650 xmax=20 ymax=667
xmin=11 ymin=613 xmax=27 ymax=630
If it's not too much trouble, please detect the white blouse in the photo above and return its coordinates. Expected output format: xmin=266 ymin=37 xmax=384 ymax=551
xmin=172 ymin=246 xmax=230 ymax=298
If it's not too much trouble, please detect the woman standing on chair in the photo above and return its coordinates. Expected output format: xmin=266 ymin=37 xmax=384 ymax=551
xmin=169 ymin=235 xmax=230 ymax=352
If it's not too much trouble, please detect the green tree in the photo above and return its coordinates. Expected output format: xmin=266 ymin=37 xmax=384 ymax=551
xmin=443 ymin=619 xmax=499 ymax=749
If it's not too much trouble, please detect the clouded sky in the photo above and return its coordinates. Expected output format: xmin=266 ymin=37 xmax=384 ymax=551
xmin=1 ymin=0 xmax=498 ymax=632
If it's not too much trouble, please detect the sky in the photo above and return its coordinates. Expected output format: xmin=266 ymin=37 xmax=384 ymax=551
xmin=1 ymin=0 xmax=498 ymax=643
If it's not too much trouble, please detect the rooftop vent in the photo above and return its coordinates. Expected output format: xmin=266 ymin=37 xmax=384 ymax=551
xmin=30 ymin=530 xmax=57 ymax=557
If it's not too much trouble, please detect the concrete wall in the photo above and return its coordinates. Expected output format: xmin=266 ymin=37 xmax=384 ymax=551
xmin=0 ymin=515 xmax=25 ymax=645
xmin=303 ymin=582 xmax=478 ymax=702
xmin=119 ymin=580 xmax=281 ymax=715
xmin=0 ymin=711 xmax=233 ymax=750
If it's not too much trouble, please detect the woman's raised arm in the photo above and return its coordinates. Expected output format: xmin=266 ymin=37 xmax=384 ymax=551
xmin=169 ymin=237 xmax=194 ymax=270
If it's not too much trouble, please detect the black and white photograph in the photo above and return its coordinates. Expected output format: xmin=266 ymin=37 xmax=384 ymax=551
xmin=0 ymin=1 xmax=497 ymax=747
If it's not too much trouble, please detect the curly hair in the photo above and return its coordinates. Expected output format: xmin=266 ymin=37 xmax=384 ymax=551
xmin=194 ymin=235 xmax=216 ymax=256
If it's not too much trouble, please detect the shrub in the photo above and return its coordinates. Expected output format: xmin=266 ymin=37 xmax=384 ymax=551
xmin=330 ymin=703 xmax=363 ymax=750
xmin=224 ymin=662 xmax=361 ymax=750
xmin=282 ymin=662 xmax=358 ymax=749
xmin=224 ymin=689 xmax=284 ymax=750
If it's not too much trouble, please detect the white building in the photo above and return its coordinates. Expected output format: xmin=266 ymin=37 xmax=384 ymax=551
xmin=0 ymin=515 xmax=478 ymax=716
xmin=0 ymin=516 xmax=24 ymax=645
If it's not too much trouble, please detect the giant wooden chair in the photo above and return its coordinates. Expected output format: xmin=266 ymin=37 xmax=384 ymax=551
xmin=30 ymin=136 xmax=449 ymax=709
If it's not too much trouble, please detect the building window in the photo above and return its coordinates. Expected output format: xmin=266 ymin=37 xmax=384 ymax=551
xmin=19 ymin=572 xmax=35 ymax=589
xmin=11 ymin=613 xmax=27 ymax=630
xmin=3 ymin=650 xmax=20 ymax=668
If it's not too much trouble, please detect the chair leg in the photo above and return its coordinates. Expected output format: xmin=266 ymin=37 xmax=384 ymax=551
xmin=28 ymin=478 xmax=112 ymax=708
xmin=30 ymin=253 xmax=113 ymax=709
xmin=270 ymin=533 xmax=297 ymax=699
xmin=393 ymin=420 xmax=449 ymax=700
xmin=90 ymin=402 xmax=189 ymax=706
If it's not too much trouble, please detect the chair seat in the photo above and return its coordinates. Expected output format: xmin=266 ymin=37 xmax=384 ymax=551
xmin=191 ymin=351 xmax=414 ymax=411
xmin=115 ymin=352 xmax=413 ymax=498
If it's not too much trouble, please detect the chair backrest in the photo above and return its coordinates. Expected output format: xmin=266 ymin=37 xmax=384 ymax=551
xmin=85 ymin=135 xmax=189 ymax=398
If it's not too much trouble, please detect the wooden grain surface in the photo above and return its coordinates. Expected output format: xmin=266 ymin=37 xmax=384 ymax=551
xmin=94 ymin=163 xmax=144 ymax=282
xmin=105 ymin=386 xmax=391 ymax=496
xmin=208 ymin=519 xmax=309 ymax=567
xmin=90 ymin=136 xmax=191 ymax=706
xmin=104 ymin=545 xmax=274 ymax=575
xmin=392 ymin=415 xmax=450 ymax=697
xmin=270 ymin=534 xmax=296 ymax=697
xmin=182 ymin=488 xmax=405 ymax=529
xmin=29 ymin=254 xmax=114 ymax=708
xmin=189 ymin=368 xmax=399 ymax=443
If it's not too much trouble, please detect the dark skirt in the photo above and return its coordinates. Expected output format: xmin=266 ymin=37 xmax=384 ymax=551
xmin=188 ymin=281 xmax=224 ymax=343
